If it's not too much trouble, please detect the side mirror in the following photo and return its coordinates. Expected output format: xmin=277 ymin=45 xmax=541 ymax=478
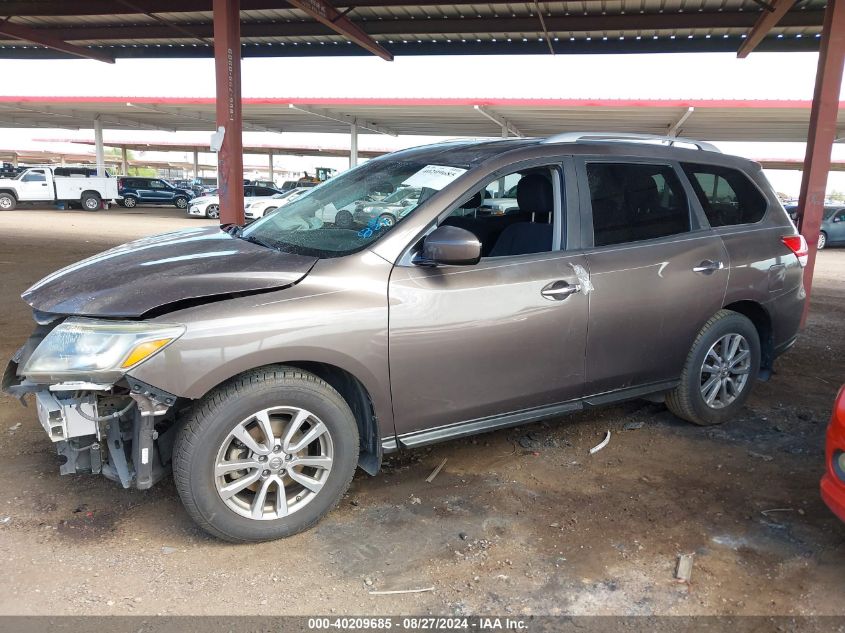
xmin=414 ymin=225 xmax=481 ymax=267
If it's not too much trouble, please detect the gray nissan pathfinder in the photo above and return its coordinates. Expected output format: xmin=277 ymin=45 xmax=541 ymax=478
xmin=3 ymin=133 xmax=807 ymax=542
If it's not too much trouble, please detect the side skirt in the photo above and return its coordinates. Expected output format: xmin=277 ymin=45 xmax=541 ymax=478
xmin=383 ymin=379 xmax=679 ymax=452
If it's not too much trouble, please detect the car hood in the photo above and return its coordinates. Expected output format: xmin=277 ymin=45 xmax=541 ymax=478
xmin=22 ymin=226 xmax=317 ymax=318
xmin=191 ymin=196 xmax=219 ymax=205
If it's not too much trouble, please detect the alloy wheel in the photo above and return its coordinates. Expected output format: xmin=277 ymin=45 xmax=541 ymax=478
xmin=0 ymin=197 xmax=12 ymax=209
xmin=818 ymin=232 xmax=827 ymax=250
xmin=207 ymin=205 xmax=220 ymax=219
xmin=214 ymin=406 xmax=334 ymax=521
xmin=699 ymin=333 xmax=751 ymax=409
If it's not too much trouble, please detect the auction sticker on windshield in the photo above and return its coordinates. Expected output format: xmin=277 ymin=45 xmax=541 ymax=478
xmin=401 ymin=165 xmax=467 ymax=190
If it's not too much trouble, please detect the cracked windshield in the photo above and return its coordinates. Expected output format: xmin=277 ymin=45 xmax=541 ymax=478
xmin=240 ymin=160 xmax=467 ymax=257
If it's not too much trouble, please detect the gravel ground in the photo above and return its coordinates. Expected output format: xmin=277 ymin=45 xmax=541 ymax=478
xmin=0 ymin=207 xmax=843 ymax=616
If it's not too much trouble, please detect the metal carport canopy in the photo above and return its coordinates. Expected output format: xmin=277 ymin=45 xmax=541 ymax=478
xmin=2 ymin=96 xmax=844 ymax=143
xmin=0 ymin=1 xmax=827 ymax=59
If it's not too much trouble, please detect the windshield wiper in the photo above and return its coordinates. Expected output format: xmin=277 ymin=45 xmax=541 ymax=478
xmin=240 ymin=233 xmax=278 ymax=250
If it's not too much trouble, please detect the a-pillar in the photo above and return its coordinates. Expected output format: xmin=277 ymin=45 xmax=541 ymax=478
xmin=797 ymin=0 xmax=845 ymax=323
xmin=213 ymin=0 xmax=244 ymax=225
xmin=350 ymin=121 xmax=358 ymax=169
xmin=94 ymin=116 xmax=105 ymax=177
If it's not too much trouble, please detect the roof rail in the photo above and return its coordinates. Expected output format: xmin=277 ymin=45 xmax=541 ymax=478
xmin=541 ymin=132 xmax=721 ymax=153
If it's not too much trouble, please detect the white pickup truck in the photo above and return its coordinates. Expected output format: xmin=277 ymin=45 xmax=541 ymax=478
xmin=0 ymin=166 xmax=119 ymax=211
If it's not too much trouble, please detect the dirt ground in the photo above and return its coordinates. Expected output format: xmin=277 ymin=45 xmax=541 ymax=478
xmin=0 ymin=207 xmax=843 ymax=616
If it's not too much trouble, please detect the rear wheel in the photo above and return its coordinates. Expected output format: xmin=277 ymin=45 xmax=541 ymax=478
xmin=172 ymin=366 xmax=359 ymax=542
xmin=666 ymin=310 xmax=760 ymax=426
xmin=175 ymin=196 xmax=189 ymax=209
xmin=377 ymin=213 xmax=396 ymax=228
xmin=81 ymin=193 xmax=101 ymax=211
xmin=122 ymin=196 xmax=137 ymax=208
xmin=818 ymin=231 xmax=827 ymax=250
xmin=0 ymin=193 xmax=16 ymax=211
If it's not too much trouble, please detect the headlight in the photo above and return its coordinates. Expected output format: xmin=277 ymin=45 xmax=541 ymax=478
xmin=22 ymin=319 xmax=185 ymax=382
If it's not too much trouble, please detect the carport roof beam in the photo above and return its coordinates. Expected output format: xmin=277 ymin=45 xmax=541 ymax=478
xmin=126 ymin=102 xmax=281 ymax=133
xmin=284 ymin=0 xmax=393 ymax=61
xmin=0 ymin=20 xmax=114 ymax=64
xmin=474 ymin=106 xmax=524 ymax=138
xmin=737 ymin=0 xmax=799 ymax=58
xmin=668 ymin=107 xmax=695 ymax=137
xmin=288 ymin=104 xmax=397 ymax=137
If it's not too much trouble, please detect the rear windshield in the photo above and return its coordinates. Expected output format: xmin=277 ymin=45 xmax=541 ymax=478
xmin=240 ymin=159 xmax=469 ymax=258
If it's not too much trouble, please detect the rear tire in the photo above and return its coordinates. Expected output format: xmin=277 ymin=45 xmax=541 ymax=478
xmin=122 ymin=196 xmax=137 ymax=208
xmin=666 ymin=310 xmax=760 ymax=426
xmin=81 ymin=193 xmax=100 ymax=211
xmin=172 ymin=365 xmax=359 ymax=542
xmin=818 ymin=231 xmax=827 ymax=250
xmin=0 ymin=193 xmax=16 ymax=211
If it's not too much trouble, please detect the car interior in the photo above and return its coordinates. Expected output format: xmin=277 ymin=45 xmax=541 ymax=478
xmin=441 ymin=168 xmax=557 ymax=257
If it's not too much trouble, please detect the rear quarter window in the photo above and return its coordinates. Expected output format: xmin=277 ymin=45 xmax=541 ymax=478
xmin=681 ymin=163 xmax=767 ymax=227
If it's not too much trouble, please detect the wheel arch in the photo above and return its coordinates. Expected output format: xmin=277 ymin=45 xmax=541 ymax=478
xmin=722 ymin=300 xmax=773 ymax=376
xmin=0 ymin=189 xmax=18 ymax=200
xmin=180 ymin=360 xmax=385 ymax=476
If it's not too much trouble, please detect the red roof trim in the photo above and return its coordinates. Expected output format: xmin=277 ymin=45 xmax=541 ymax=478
xmin=0 ymin=96 xmax=836 ymax=109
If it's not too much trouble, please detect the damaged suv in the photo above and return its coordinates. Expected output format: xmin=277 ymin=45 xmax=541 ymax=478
xmin=4 ymin=134 xmax=807 ymax=542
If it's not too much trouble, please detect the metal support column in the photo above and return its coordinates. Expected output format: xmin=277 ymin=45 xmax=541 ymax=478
xmin=213 ymin=0 xmax=244 ymax=225
xmin=193 ymin=150 xmax=199 ymax=180
xmin=350 ymin=121 xmax=358 ymax=168
xmin=268 ymin=151 xmax=274 ymax=182
xmin=94 ymin=116 xmax=105 ymax=177
xmin=121 ymin=146 xmax=128 ymax=175
xmin=797 ymin=0 xmax=845 ymax=322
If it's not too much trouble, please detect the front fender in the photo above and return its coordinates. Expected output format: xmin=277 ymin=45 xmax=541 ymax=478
xmin=127 ymin=251 xmax=394 ymax=436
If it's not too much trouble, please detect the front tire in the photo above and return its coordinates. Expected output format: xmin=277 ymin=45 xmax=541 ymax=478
xmin=173 ymin=366 xmax=359 ymax=542
xmin=175 ymin=196 xmax=189 ymax=209
xmin=0 ymin=193 xmax=16 ymax=211
xmin=666 ymin=310 xmax=760 ymax=426
xmin=206 ymin=204 xmax=220 ymax=219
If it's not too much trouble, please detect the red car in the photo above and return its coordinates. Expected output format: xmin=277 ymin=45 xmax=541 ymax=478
xmin=821 ymin=385 xmax=845 ymax=523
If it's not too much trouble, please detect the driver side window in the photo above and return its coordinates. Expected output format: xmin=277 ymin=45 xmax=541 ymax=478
xmin=441 ymin=166 xmax=560 ymax=258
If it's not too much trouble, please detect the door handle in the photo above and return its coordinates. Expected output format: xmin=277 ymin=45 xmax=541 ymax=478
xmin=541 ymin=280 xmax=581 ymax=300
xmin=692 ymin=260 xmax=725 ymax=274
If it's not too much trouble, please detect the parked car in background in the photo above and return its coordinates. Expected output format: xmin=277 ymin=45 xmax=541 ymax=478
xmin=188 ymin=184 xmax=282 ymax=219
xmin=783 ymin=205 xmax=845 ymax=249
xmin=118 ymin=177 xmax=194 ymax=209
xmin=352 ymin=186 xmax=422 ymax=227
xmin=0 ymin=166 xmax=118 ymax=211
xmin=244 ymin=188 xmax=311 ymax=222
xmin=821 ymin=386 xmax=845 ymax=524
xmin=280 ymin=180 xmax=317 ymax=192
xmin=4 ymin=134 xmax=808 ymax=542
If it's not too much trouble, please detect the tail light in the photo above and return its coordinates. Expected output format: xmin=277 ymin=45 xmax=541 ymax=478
xmin=781 ymin=234 xmax=808 ymax=267
xmin=117 ymin=178 xmax=124 ymax=189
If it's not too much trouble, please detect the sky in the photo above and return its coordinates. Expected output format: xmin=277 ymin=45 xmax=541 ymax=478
xmin=0 ymin=51 xmax=843 ymax=196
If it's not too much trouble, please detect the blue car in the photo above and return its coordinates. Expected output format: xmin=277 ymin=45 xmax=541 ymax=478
xmin=786 ymin=205 xmax=845 ymax=249
xmin=118 ymin=177 xmax=194 ymax=209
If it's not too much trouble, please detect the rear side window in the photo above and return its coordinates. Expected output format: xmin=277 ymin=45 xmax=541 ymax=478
xmin=681 ymin=163 xmax=767 ymax=227
xmin=586 ymin=162 xmax=691 ymax=247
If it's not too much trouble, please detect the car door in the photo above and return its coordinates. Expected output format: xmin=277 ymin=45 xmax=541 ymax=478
xmin=576 ymin=158 xmax=730 ymax=396
xmin=145 ymin=180 xmax=170 ymax=203
xmin=827 ymin=208 xmax=845 ymax=244
xmin=387 ymin=161 xmax=589 ymax=442
xmin=16 ymin=169 xmax=51 ymax=200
